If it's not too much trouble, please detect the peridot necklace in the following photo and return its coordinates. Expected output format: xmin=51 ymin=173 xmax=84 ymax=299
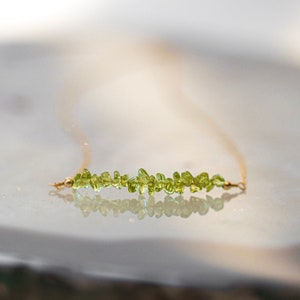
xmin=52 ymin=163 xmax=246 ymax=195
xmin=51 ymin=47 xmax=247 ymax=196
xmin=51 ymin=117 xmax=246 ymax=196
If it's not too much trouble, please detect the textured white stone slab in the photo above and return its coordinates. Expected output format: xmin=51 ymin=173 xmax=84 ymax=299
xmin=0 ymin=38 xmax=299 ymax=287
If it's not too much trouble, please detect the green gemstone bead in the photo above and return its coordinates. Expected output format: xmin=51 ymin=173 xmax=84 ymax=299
xmin=138 ymin=168 xmax=150 ymax=180
xmin=147 ymin=175 xmax=156 ymax=196
xmin=112 ymin=171 xmax=121 ymax=189
xmin=138 ymin=184 xmax=146 ymax=194
xmin=127 ymin=177 xmax=138 ymax=193
xmin=192 ymin=176 xmax=201 ymax=190
xmin=120 ymin=174 xmax=129 ymax=187
xmin=155 ymin=173 xmax=165 ymax=192
xmin=81 ymin=168 xmax=91 ymax=180
xmin=174 ymin=182 xmax=185 ymax=194
xmin=206 ymin=180 xmax=214 ymax=192
xmin=164 ymin=178 xmax=174 ymax=194
xmin=173 ymin=171 xmax=181 ymax=181
xmin=90 ymin=174 xmax=101 ymax=191
xmin=211 ymin=174 xmax=225 ymax=187
xmin=181 ymin=171 xmax=194 ymax=187
xmin=190 ymin=184 xmax=200 ymax=193
xmin=74 ymin=173 xmax=81 ymax=181
xmin=100 ymin=171 xmax=112 ymax=187
xmin=72 ymin=173 xmax=82 ymax=189
xmin=196 ymin=172 xmax=210 ymax=188
xmin=137 ymin=168 xmax=149 ymax=194
xmin=76 ymin=169 xmax=91 ymax=188
xmin=73 ymin=169 xmax=92 ymax=189
xmin=173 ymin=172 xmax=184 ymax=194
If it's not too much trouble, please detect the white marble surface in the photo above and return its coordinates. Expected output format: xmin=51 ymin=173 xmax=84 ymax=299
xmin=0 ymin=36 xmax=299 ymax=287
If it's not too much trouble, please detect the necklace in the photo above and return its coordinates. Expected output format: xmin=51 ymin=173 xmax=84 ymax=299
xmin=51 ymin=41 xmax=246 ymax=196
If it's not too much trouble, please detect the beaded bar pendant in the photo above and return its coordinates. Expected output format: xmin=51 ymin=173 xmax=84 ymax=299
xmin=52 ymin=168 xmax=244 ymax=195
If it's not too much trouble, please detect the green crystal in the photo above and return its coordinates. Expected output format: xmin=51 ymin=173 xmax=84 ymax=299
xmin=72 ymin=173 xmax=82 ymax=189
xmin=173 ymin=172 xmax=181 ymax=181
xmin=100 ymin=171 xmax=112 ymax=187
xmin=173 ymin=172 xmax=184 ymax=194
xmin=120 ymin=174 xmax=129 ymax=187
xmin=75 ymin=169 xmax=91 ymax=188
xmin=127 ymin=177 xmax=138 ymax=193
xmin=206 ymin=180 xmax=214 ymax=192
xmin=174 ymin=182 xmax=185 ymax=194
xmin=81 ymin=168 xmax=91 ymax=180
xmin=138 ymin=168 xmax=150 ymax=194
xmin=192 ymin=176 xmax=201 ymax=191
xmin=196 ymin=172 xmax=210 ymax=188
xmin=138 ymin=185 xmax=146 ymax=194
xmin=164 ymin=178 xmax=174 ymax=194
xmin=147 ymin=175 xmax=156 ymax=195
xmin=90 ymin=174 xmax=101 ymax=191
xmin=138 ymin=168 xmax=150 ymax=181
xmin=181 ymin=171 xmax=194 ymax=186
xmin=211 ymin=174 xmax=225 ymax=187
xmin=112 ymin=171 xmax=121 ymax=189
xmin=74 ymin=173 xmax=81 ymax=181
xmin=190 ymin=184 xmax=200 ymax=193
xmin=155 ymin=173 xmax=165 ymax=192
xmin=82 ymin=170 xmax=91 ymax=187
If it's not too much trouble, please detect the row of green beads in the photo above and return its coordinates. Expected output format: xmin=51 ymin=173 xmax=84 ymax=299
xmin=72 ymin=168 xmax=226 ymax=195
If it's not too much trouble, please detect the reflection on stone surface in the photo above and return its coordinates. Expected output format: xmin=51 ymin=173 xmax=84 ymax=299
xmin=51 ymin=190 xmax=243 ymax=219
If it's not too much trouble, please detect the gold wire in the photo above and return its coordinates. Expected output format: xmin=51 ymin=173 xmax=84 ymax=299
xmin=162 ymin=49 xmax=247 ymax=189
